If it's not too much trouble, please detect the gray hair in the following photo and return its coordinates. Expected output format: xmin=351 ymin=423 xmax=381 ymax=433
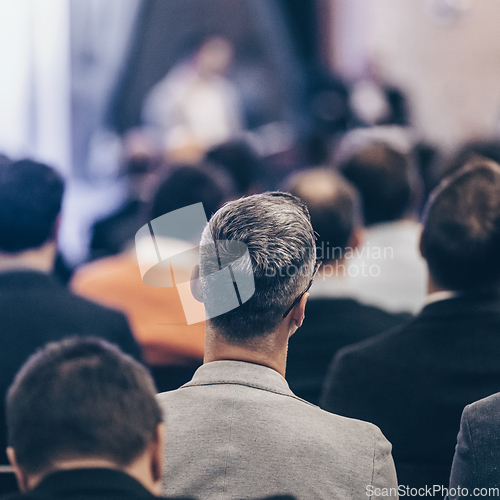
xmin=199 ymin=192 xmax=316 ymax=342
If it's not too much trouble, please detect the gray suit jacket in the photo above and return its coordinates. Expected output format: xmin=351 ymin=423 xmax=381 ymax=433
xmin=447 ymin=393 xmax=500 ymax=499
xmin=158 ymin=360 xmax=398 ymax=500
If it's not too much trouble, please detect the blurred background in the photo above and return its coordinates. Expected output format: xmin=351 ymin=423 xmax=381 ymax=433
xmin=1 ymin=0 xmax=500 ymax=267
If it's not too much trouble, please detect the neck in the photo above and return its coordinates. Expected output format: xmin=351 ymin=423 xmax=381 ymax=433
xmin=0 ymin=242 xmax=56 ymax=274
xmin=203 ymin=325 xmax=289 ymax=378
xmin=427 ymin=273 xmax=449 ymax=295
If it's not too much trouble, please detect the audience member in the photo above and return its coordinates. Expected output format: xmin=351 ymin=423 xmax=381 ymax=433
xmin=72 ymin=164 xmax=233 ymax=389
xmin=447 ymin=393 xmax=500 ymax=500
xmin=89 ymin=132 xmax=160 ymax=262
xmin=3 ymin=337 xmax=167 ymax=499
xmin=339 ymin=140 xmax=427 ymax=312
xmin=158 ymin=192 xmax=398 ymax=500
xmin=285 ymin=169 xmax=411 ymax=404
xmin=321 ymin=160 xmax=500 ymax=498
xmin=205 ymin=138 xmax=266 ymax=194
xmin=0 ymin=159 xmax=140 ymax=482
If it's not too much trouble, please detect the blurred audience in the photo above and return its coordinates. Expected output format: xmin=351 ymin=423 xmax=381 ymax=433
xmin=349 ymin=79 xmax=410 ymax=128
xmin=285 ymin=168 xmax=411 ymax=404
xmin=158 ymin=192 xmax=398 ymax=500
xmin=89 ymin=131 xmax=160 ymax=262
xmin=321 ymin=160 xmax=500 ymax=498
xmin=447 ymin=393 xmax=500 ymax=500
xmin=0 ymin=159 xmax=140 ymax=484
xmin=438 ymin=138 xmax=500 ymax=187
xmin=4 ymin=337 xmax=167 ymax=499
xmin=411 ymin=140 xmax=441 ymax=214
xmin=72 ymin=164 xmax=233 ymax=390
xmin=142 ymin=36 xmax=243 ymax=163
xmin=205 ymin=138 xmax=267 ymax=194
xmin=339 ymin=139 xmax=427 ymax=313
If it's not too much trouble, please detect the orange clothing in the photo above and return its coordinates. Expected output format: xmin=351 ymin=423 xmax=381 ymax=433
xmin=71 ymin=251 xmax=205 ymax=366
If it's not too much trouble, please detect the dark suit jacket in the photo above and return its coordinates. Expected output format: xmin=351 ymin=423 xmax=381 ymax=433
xmin=0 ymin=468 xmax=162 ymax=500
xmin=286 ymin=297 xmax=411 ymax=405
xmin=0 ymin=467 xmax=295 ymax=500
xmin=447 ymin=393 xmax=500 ymax=499
xmin=321 ymin=292 xmax=500 ymax=498
xmin=0 ymin=271 xmax=141 ymax=472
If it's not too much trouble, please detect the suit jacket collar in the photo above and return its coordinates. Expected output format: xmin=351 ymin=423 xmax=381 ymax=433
xmin=419 ymin=290 xmax=500 ymax=319
xmin=31 ymin=468 xmax=157 ymax=498
xmin=183 ymin=360 xmax=295 ymax=398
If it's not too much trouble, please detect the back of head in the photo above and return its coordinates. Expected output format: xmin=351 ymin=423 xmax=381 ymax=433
xmin=286 ymin=169 xmax=360 ymax=261
xmin=206 ymin=140 xmax=263 ymax=195
xmin=199 ymin=192 xmax=315 ymax=342
xmin=340 ymin=142 xmax=411 ymax=226
xmin=0 ymin=159 xmax=64 ymax=253
xmin=151 ymin=163 xmax=233 ymax=222
xmin=421 ymin=160 xmax=500 ymax=291
xmin=6 ymin=337 xmax=162 ymax=476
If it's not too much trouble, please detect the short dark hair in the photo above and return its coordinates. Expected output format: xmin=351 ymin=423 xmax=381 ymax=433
xmin=0 ymin=159 xmax=64 ymax=253
xmin=286 ymin=169 xmax=361 ymax=260
xmin=6 ymin=337 xmax=162 ymax=475
xmin=421 ymin=160 xmax=500 ymax=291
xmin=151 ymin=163 xmax=232 ymax=222
xmin=340 ymin=142 xmax=412 ymax=226
xmin=199 ymin=192 xmax=316 ymax=342
xmin=206 ymin=139 xmax=263 ymax=195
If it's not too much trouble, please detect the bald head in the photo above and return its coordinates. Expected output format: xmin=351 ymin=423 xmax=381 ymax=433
xmin=286 ymin=169 xmax=361 ymax=263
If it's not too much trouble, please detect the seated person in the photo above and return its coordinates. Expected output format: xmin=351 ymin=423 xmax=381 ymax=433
xmin=72 ymin=164 xmax=232 ymax=376
xmin=285 ymin=169 xmax=411 ymax=404
xmin=4 ymin=337 xmax=168 ymax=499
xmin=0 ymin=159 xmax=140 ymax=481
xmin=158 ymin=192 xmax=397 ymax=500
xmin=321 ymin=160 xmax=500 ymax=498
xmin=339 ymin=140 xmax=427 ymax=313
xmin=447 ymin=393 xmax=500 ymax=499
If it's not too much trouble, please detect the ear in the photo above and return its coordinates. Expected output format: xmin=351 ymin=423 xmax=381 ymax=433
xmin=7 ymin=447 xmax=30 ymax=493
xmin=190 ymin=265 xmax=204 ymax=303
xmin=348 ymin=227 xmax=364 ymax=251
xmin=290 ymin=292 xmax=309 ymax=328
xmin=151 ymin=423 xmax=165 ymax=487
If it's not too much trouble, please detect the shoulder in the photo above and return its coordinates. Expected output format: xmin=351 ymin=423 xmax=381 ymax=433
xmin=463 ymin=392 xmax=500 ymax=428
xmin=73 ymin=254 xmax=131 ymax=282
xmin=159 ymin=381 xmax=385 ymax=443
xmin=313 ymin=404 xmax=389 ymax=440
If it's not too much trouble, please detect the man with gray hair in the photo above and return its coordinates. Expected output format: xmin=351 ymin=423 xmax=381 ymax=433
xmin=157 ymin=192 xmax=398 ymax=500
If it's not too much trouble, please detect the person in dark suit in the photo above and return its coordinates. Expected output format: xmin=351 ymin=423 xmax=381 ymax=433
xmin=321 ymin=160 xmax=500 ymax=498
xmin=0 ymin=159 xmax=140 ymax=492
xmin=3 ymin=337 xmax=168 ymax=499
xmin=285 ymin=169 xmax=411 ymax=404
xmin=447 ymin=393 xmax=500 ymax=499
